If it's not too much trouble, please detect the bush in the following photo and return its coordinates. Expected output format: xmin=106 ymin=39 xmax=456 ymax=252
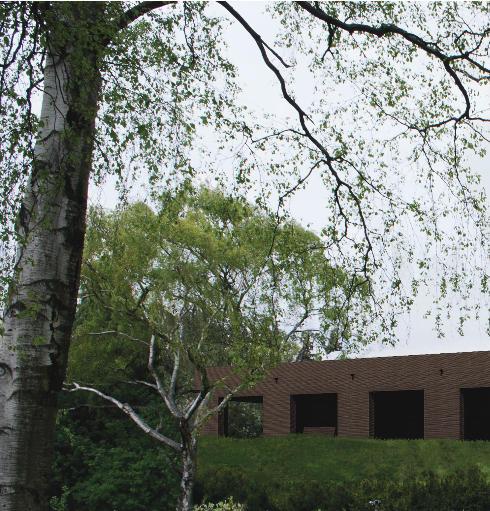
xmin=50 ymin=396 xmax=180 ymax=511
xmin=194 ymin=497 xmax=246 ymax=510
xmin=196 ymin=465 xmax=490 ymax=511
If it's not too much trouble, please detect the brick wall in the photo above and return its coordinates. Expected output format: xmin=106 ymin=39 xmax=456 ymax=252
xmin=201 ymin=351 xmax=490 ymax=439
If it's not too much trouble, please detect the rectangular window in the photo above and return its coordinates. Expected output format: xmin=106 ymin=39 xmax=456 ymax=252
xmin=219 ymin=396 xmax=263 ymax=438
xmin=461 ymin=387 xmax=490 ymax=440
xmin=370 ymin=390 xmax=424 ymax=439
xmin=290 ymin=393 xmax=337 ymax=435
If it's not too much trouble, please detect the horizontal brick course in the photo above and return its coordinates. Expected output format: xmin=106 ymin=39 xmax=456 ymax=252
xmin=202 ymin=351 xmax=490 ymax=439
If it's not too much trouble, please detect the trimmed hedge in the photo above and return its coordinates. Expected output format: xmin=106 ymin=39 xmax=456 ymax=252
xmin=196 ymin=465 xmax=490 ymax=511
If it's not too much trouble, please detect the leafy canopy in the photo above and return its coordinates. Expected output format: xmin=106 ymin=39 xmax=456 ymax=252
xmin=70 ymin=186 xmax=369 ymax=386
xmin=1 ymin=2 xmax=489 ymax=337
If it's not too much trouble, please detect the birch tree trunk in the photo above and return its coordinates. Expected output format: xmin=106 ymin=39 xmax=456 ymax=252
xmin=0 ymin=5 xmax=102 ymax=510
xmin=177 ymin=425 xmax=198 ymax=511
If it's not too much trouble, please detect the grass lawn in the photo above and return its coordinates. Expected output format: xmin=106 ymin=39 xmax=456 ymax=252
xmin=198 ymin=435 xmax=490 ymax=484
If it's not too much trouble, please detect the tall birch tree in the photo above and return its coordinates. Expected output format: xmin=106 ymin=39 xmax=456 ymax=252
xmin=0 ymin=3 xmax=489 ymax=510
xmin=0 ymin=4 xmax=105 ymax=510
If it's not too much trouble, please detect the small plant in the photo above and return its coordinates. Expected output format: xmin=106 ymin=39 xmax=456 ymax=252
xmin=49 ymin=486 xmax=69 ymax=511
xmin=194 ymin=497 xmax=246 ymax=510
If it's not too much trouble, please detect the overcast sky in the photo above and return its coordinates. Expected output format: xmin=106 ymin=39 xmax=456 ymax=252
xmin=90 ymin=2 xmax=490 ymax=359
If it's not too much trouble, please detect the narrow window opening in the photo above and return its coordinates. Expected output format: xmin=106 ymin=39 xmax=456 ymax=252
xmin=461 ymin=387 xmax=490 ymax=440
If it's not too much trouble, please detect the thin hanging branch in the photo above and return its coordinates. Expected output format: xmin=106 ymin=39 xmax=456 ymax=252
xmin=219 ymin=1 xmax=375 ymax=274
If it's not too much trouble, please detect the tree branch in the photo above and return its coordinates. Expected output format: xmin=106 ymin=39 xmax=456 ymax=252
xmin=86 ymin=330 xmax=149 ymax=346
xmin=297 ymin=1 xmax=490 ymax=127
xmin=117 ymin=1 xmax=177 ymax=32
xmin=219 ymin=1 xmax=375 ymax=273
xmin=148 ymin=334 xmax=183 ymax=418
xmin=284 ymin=308 xmax=311 ymax=342
xmin=128 ymin=379 xmax=159 ymax=391
xmin=184 ymin=348 xmax=211 ymax=421
xmin=69 ymin=382 xmax=182 ymax=451
xmin=169 ymin=350 xmax=180 ymax=401
xmin=100 ymin=1 xmax=177 ymax=47
xmin=194 ymin=382 xmax=248 ymax=429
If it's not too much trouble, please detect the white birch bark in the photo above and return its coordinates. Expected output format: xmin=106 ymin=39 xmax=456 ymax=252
xmin=0 ymin=13 xmax=101 ymax=510
xmin=177 ymin=433 xmax=197 ymax=511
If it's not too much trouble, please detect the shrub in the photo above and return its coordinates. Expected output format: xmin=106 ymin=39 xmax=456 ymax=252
xmin=50 ymin=403 xmax=180 ymax=511
xmin=194 ymin=497 xmax=246 ymax=510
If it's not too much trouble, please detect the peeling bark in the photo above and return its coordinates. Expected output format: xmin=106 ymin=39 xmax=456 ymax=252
xmin=0 ymin=5 xmax=102 ymax=510
xmin=177 ymin=425 xmax=197 ymax=511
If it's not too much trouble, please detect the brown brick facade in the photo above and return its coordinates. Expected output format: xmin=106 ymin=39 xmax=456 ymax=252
xmin=201 ymin=351 xmax=490 ymax=439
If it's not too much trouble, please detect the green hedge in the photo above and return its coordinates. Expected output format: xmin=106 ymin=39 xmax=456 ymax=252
xmin=196 ymin=465 xmax=490 ymax=511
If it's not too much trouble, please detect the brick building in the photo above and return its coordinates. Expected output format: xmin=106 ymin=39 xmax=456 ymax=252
xmin=202 ymin=351 xmax=490 ymax=440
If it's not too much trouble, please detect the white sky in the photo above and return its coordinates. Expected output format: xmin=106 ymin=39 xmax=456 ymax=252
xmin=90 ymin=1 xmax=490 ymax=358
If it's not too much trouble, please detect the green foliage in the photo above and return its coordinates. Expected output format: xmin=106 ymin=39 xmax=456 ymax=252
xmin=196 ymin=466 xmax=490 ymax=511
xmin=2 ymin=2 xmax=489 ymax=336
xmin=63 ymin=187 xmax=370 ymax=509
xmin=271 ymin=2 xmax=490 ymax=338
xmin=70 ymin=186 xmax=366 ymax=391
xmin=194 ymin=498 xmax=245 ymax=511
xmin=95 ymin=2 xmax=243 ymax=185
xmin=196 ymin=437 xmax=490 ymax=510
xmin=49 ymin=486 xmax=69 ymax=511
xmin=0 ymin=2 xmax=245 ymax=304
xmin=50 ymin=392 xmax=180 ymax=511
xmin=226 ymin=401 xmax=262 ymax=439
xmin=53 ymin=428 xmax=490 ymax=511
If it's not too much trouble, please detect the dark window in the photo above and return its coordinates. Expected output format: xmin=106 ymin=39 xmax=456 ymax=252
xmin=370 ymin=390 xmax=424 ymax=439
xmin=290 ymin=393 xmax=337 ymax=434
xmin=461 ymin=387 xmax=490 ymax=440
xmin=219 ymin=396 xmax=263 ymax=438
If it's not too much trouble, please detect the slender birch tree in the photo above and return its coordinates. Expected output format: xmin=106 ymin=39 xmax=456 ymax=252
xmin=68 ymin=187 xmax=362 ymax=510
xmin=0 ymin=3 xmax=489 ymax=510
